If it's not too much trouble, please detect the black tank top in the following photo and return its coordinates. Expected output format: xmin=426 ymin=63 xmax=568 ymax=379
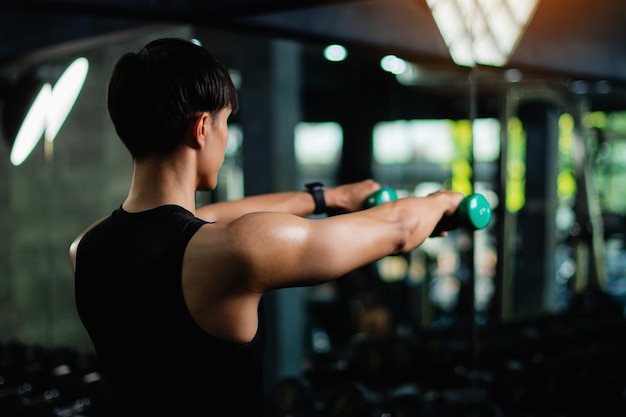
xmin=75 ymin=205 xmax=266 ymax=416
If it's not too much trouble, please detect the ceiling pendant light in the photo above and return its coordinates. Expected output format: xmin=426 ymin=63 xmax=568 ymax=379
xmin=425 ymin=0 xmax=540 ymax=67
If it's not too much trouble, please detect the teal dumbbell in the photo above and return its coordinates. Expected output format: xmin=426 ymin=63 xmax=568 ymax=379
xmin=366 ymin=188 xmax=492 ymax=231
xmin=452 ymin=193 xmax=492 ymax=231
xmin=366 ymin=188 xmax=398 ymax=208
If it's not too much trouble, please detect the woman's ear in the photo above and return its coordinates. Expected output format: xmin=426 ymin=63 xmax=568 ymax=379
xmin=190 ymin=112 xmax=211 ymax=149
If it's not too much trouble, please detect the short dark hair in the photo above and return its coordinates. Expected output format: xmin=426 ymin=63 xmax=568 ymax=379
xmin=107 ymin=38 xmax=238 ymax=160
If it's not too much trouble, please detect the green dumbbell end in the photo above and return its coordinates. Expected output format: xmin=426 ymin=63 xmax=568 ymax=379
xmin=456 ymin=193 xmax=491 ymax=230
xmin=367 ymin=188 xmax=398 ymax=208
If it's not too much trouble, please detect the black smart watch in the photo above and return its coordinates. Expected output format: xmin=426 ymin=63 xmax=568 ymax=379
xmin=305 ymin=182 xmax=326 ymax=215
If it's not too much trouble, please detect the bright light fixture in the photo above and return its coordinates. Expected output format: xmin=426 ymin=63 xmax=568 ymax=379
xmin=324 ymin=44 xmax=347 ymax=62
xmin=9 ymin=57 xmax=89 ymax=166
xmin=380 ymin=55 xmax=408 ymax=75
xmin=10 ymin=84 xmax=52 ymax=166
xmin=425 ymin=0 xmax=539 ymax=67
xmin=46 ymin=57 xmax=89 ymax=142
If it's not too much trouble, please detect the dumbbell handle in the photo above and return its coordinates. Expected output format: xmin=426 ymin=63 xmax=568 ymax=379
xmin=367 ymin=188 xmax=492 ymax=231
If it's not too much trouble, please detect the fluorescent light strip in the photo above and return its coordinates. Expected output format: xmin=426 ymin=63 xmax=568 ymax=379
xmin=46 ymin=57 xmax=89 ymax=142
xmin=10 ymin=57 xmax=89 ymax=166
xmin=10 ymin=84 xmax=52 ymax=166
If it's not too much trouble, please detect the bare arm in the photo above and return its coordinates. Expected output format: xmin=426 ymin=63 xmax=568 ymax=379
xmin=213 ymin=189 xmax=464 ymax=293
xmin=195 ymin=179 xmax=380 ymax=222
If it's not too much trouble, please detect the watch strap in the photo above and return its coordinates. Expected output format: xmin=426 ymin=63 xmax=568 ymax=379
xmin=305 ymin=182 xmax=326 ymax=215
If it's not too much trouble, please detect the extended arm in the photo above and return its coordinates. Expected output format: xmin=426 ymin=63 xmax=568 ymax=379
xmin=182 ymin=187 xmax=464 ymax=342
xmin=195 ymin=179 xmax=380 ymax=222
xmin=214 ymin=188 xmax=464 ymax=293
